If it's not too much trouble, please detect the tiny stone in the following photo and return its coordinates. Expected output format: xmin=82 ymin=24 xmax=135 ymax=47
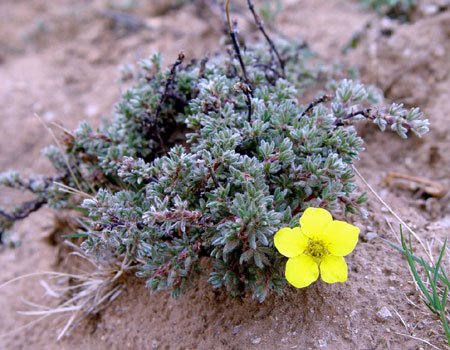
xmin=388 ymin=272 xmax=398 ymax=286
xmin=43 ymin=111 xmax=55 ymax=122
xmin=380 ymin=17 xmax=393 ymax=29
xmin=352 ymin=264 xmax=361 ymax=273
xmin=251 ymin=337 xmax=261 ymax=345
xmin=256 ymin=310 xmax=268 ymax=318
xmin=152 ymin=340 xmax=160 ymax=349
xmin=424 ymin=197 xmax=441 ymax=214
xmin=437 ymin=217 xmax=450 ymax=228
xmin=85 ymin=104 xmax=100 ymax=118
xmin=232 ymin=325 xmax=241 ymax=335
xmin=366 ymin=232 xmax=378 ymax=242
xmin=282 ymin=337 xmax=288 ymax=344
xmin=403 ymin=48 xmax=412 ymax=57
xmin=384 ymin=267 xmax=393 ymax=274
xmin=420 ymin=4 xmax=439 ymax=15
xmin=362 ymin=232 xmax=378 ymax=242
xmin=318 ymin=338 xmax=327 ymax=348
xmin=433 ymin=46 xmax=446 ymax=58
xmin=376 ymin=307 xmax=392 ymax=322
xmin=379 ymin=189 xmax=388 ymax=198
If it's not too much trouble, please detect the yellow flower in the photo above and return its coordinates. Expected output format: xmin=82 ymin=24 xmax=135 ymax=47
xmin=274 ymin=207 xmax=359 ymax=288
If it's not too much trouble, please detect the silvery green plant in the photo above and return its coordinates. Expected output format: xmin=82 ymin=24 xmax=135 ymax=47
xmin=0 ymin=31 xmax=428 ymax=300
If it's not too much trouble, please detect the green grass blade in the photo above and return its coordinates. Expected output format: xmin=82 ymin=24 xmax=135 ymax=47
xmin=422 ymin=256 xmax=439 ymax=310
xmin=66 ymin=202 xmax=89 ymax=215
xmin=386 ymin=227 xmax=450 ymax=345
xmin=399 ymin=230 xmax=435 ymax=309
xmin=442 ymin=287 xmax=448 ymax=311
xmin=62 ymin=233 xmax=89 ymax=238
xmin=434 ymin=239 xmax=447 ymax=287
xmin=382 ymin=237 xmax=450 ymax=290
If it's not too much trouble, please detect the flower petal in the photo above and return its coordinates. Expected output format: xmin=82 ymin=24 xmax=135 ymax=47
xmin=299 ymin=207 xmax=333 ymax=239
xmin=323 ymin=220 xmax=359 ymax=256
xmin=285 ymin=254 xmax=319 ymax=288
xmin=274 ymin=227 xmax=308 ymax=258
xmin=320 ymin=255 xmax=348 ymax=283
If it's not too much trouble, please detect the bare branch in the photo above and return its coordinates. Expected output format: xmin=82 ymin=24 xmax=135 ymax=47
xmin=247 ymin=0 xmax=285 ymax=77
xmin=147 ymin=52 xmax=185 ymax=153
xmin=301 ymin=95 xmax=331 ymax=117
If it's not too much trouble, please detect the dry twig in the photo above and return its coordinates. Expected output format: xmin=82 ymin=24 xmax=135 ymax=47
xmin=384 ymin=172 xmax=447 ymax=199
xmin=246 ymin=0 xmax=285 ymax=77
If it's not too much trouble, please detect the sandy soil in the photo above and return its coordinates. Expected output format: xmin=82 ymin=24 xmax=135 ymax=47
xmin=1 ymin=1 xmax=450 ymax=349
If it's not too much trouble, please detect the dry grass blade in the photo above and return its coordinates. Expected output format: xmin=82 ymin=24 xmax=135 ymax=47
xmin=18 ymin=306 xmax=80 ymax=316
xmin=0 ymin=271 xmax=72 ymax=291
xmin=35 ymin=114 xmax=98 ymax=194
xmin=40 ymin=280 xmax=60 ymax=298
xmin=353 ymin=165 xmax=431 ymax=260
xmin=0 ymin=314 xmax=54 ymax=339
xmin=34 ymin=113 xmax=83 ymax=192
xmin=0 ymin=241 xmax=129 ymax=340
xmin=53 ymin=182 xmax=97 ymax=201
xmin=394 ymin=332 xmax=448 ymax=350
xmin=393 ymin=308 xmax=409 ymax=333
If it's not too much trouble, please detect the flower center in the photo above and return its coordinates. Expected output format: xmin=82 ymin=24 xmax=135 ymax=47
xmin=307 ymin=239 xmax=328 ymax=258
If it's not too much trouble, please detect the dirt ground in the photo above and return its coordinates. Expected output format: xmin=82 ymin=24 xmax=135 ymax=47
xmin=1 ymin=0 xmax=450 ymax=349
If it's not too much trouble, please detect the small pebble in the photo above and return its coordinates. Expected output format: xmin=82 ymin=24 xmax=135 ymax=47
xmin=376 ymin=306 xmax=392 ymax=322
xmin=85 ymin=104 xmax=100 ymax=118
xmin=431 ymin=216 xmax=450 ymax=229
xmin=362 ymin=232 xmax=378 ymax=242
xmin=318 ymin=338 xmax=327 ymax=348
xmin=251 ymin=337 xmax=261 ymax=345
xmin=420 ymin=4 xmax=439 ymax=15
xmin=380 ymin=17 xmax=394 ymax=30
xmin=352 ymin=265 xmax=361 ymax=273
xmin=388 ymin=275 xmax=396 ymax=281
xmin=43 ymin=111 xmax=55 ymax=122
